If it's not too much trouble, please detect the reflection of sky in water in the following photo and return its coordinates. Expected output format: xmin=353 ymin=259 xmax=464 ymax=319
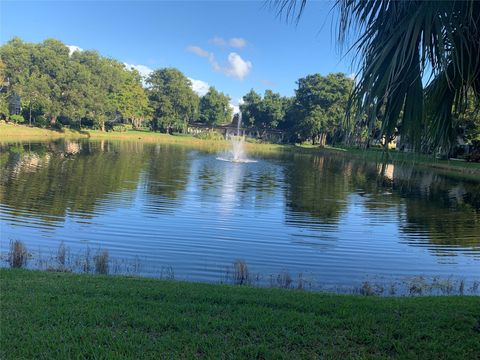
xmin=0 ymin=140 xmax=479 ymax=289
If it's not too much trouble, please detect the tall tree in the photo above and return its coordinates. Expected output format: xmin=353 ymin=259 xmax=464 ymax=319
xmin=199 ymin=87 xmax=232 ymax=126
xmin=292 ymin=73 xmax=353 ymax=145
xmin=240 ymin=89 xmax=263 ymax=127
xmin=147 ymin=68 xmax=199 ymax=133
xmin=258 ymin=90 xmax=287 ymax=130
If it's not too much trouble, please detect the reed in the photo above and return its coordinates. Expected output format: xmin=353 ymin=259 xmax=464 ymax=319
xmin=94 ymin=250 xmax=109 ymax=275
xmin=233 ymin=259 xmax=250 ymax=285
xmin=8 ymin=240 xmax=27 ymax=268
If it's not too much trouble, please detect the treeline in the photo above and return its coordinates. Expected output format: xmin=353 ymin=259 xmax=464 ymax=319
xmin=0 ymin=38 xmax=232 ymax=132
xmin=240 ymin=73 xmax=353 ymax=145
xmin=0 ymin=37 xmax=358 ymax=146
xmin=5 ymin=38 xmax=475 ymax=150
xmin=0 ymin=37 xmax=357 ymax=145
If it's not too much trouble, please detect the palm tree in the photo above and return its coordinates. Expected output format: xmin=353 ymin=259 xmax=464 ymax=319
xmin=274 ymin=0 xmax=480 ymax=154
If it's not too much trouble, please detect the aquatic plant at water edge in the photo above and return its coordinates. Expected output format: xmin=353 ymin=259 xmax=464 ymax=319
xmin=94 ymin=249 xmax=109 ymax=275
xmin=8 ymin=240 xmax=27 ymax=268
xmin=233 ymin=259 xmax=250 ymax=285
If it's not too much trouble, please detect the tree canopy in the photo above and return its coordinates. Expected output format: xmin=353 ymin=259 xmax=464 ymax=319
xmin=0 ymin=38 xmax=150 ymax=129
xmin=198 ymin=87 xmax=232 ymax=126
xmin=147 ymin=68 xmax=199 ymax=133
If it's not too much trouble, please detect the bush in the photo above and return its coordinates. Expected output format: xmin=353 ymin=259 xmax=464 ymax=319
xmin=465 ymin=140 xmax=480 ymax=162
xmin=8 ymin=240 xmax=28 ymax=268
xmin=10 ymin=114 xmax=25 ymax=124
xmin=195 ymin=130 xmax=225 ymax=141
xmin=35 ymin=115 xmax=48 ymax=127
xmin=112 ymin=124 xmax=127 ymax=132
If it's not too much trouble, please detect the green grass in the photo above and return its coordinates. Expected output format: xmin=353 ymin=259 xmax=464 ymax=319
xmin=1 ymin=269 xmax=479 ymax=359
xmin=0 ymin=124 xmax=285 ymax=153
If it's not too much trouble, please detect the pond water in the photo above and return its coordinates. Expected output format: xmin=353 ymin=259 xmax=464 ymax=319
xmin=1 ymin=140 xmax=479 ymax=293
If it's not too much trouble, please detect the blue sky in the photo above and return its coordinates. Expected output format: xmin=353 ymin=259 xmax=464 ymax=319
xmin=1 ymin=0 xmax=353 ymax=110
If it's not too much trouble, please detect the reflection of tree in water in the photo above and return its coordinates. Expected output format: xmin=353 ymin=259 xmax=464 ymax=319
xmin=394 ymin=171 xmax=480 ymax=254
xmin=400 ymin=199 xmax=480 ymax=253
xmin=0 ymin=140 xmax=146 ymax=223
xmin=283 ymin=152 xmax=480 ymax=256
xmin=284 ymin=154 xmax=350 ymax=226
xmin=143 ymin=145 xmax=191 ymax=214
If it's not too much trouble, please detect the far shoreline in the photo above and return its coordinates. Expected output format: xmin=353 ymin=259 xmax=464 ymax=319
xmin=1 ymin=123 xmax=480 ymax=178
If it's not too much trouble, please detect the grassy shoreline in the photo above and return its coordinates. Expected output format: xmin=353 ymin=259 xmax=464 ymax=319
xmin=1 ymin=269 xmax=479 ymax=359
xmin=1 ymin=123 xmax=479 ymax=176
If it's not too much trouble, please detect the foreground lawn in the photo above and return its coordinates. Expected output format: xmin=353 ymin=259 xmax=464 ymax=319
xmin=1 ymin=270 xmax=479 ymax=359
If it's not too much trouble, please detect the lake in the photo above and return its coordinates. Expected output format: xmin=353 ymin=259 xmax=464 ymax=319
xmin=1 ymin=140 xmax=479 ymax=294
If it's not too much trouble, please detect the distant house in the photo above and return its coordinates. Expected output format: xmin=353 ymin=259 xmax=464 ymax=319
xmin=8 ymin=93 xmax=21 ymax=115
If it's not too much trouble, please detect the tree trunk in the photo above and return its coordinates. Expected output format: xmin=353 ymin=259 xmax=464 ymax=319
xmin=319 ymin=133 xmax=327 ymax=147
xmin=50 ymin=116 xmax=57 ymax=126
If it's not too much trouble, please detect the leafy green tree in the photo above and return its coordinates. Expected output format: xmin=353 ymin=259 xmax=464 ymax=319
xmin=291 ymin=73 xmax=352 ymax=145
xmin=0 ymin=58 xmax=9 ymax=118
xmin=258 ymin=90 xmax=286 ymax=130
xmin=199 ymin=87 xmax=232 ymax=126
xmin=147 ymin=68 xmax=199 ymax=133
xmin=112 ymin=68 xmax=151 ymax=128
xmin=240 ymin=89 xmax=262 ymax=127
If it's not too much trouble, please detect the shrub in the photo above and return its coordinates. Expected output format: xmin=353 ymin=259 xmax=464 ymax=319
xmin=195 ymin=130 xmax=225 ymax=141
xmin=8 ymin=240 xmax=28 ymax=268
xmin=35 ymin=115 xmax=48 ymax=127
xmin=113 ymin=124 xmax=127 ymax=132
xmin=10 ymin=114 xmax=25 ymax=124
xmin=94 ymin=250 xmax=109 ymax=274
xmin=465 ymin=140 xmax=480 ymax=162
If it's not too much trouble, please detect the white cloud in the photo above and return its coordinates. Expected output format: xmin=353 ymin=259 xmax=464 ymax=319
xmin=209 ymin=37 xmax=247 ymax=48
xmin=229 ymin=103 xmax=239 ymax=114
xmin=124 ymin=63 xmax=154 ymax=79
xmin=188 ymin=78 xmax=210 ymax=96
xmin=187 ymin=46 xmax=210 ymax=58
xmin=188 ymin=46 xmax=252 ymax=80
xmin=229 ymin=97 xmax=244 ymax=115
xmin=209 ymin=36 xmax=226 ymax=47
xmin=67 ymin=45 xmax=83 ymax=56
xmin=223 ymin=53 xmax=252 ymax=80
xmin=228 ymin=37 xmax=247 ymax=48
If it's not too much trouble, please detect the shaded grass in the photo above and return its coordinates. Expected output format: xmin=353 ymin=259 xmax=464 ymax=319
xmin=1 ymin=269 xmax=479 ymax=359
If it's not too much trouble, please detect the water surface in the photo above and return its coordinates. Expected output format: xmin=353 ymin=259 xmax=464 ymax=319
xmin=1 ymin=140 xmax=479 ymax=292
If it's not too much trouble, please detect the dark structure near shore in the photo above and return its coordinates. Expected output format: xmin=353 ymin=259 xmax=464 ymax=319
xmin=187 ymin=122 xmax=285 ymax=143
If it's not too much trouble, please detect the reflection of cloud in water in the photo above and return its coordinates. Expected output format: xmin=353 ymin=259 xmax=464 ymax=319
xmin=218 ymin=162 xmax=244 ymax=217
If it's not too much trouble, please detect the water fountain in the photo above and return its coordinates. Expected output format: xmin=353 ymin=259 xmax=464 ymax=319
xmin=217 ymin=112 xmax=255 ymax=163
